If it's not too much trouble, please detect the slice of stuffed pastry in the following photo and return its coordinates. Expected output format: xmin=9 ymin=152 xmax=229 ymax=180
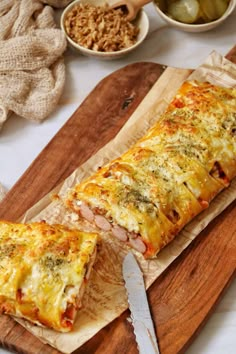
xmin=65 ymin=81 xmax=236 ymax=258
xmin=0 ymin=220 xmax=98 ymax=332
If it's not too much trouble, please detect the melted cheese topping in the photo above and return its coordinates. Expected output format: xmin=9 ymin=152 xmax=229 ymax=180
xmin=0 ymin=221 xmax=97 ymax=332
xmin=66 ymin=81 xmax=236 ymax=258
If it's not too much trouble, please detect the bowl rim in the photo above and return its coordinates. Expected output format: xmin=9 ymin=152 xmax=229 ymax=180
xmin=153 ymin=0 xmax=236 ymax=29
xmin=60 ymin=0 xmax=150 ymax=57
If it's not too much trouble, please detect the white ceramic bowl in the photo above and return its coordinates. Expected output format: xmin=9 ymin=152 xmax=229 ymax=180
xmin=153 ymin=0 xmax=236 ymax=32
xmin=60 ymin=0 xmax=149 ymax=59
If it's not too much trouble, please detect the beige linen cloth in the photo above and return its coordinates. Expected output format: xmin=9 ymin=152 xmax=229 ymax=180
xmin=0 ymin=0 xmax=73 ymax=130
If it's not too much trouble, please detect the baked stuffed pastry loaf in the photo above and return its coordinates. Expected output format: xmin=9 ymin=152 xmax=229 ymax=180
xmin=65 ymin=81 xmax=236 ymax=258
xmin=0 ymin=220 xmax=97 ymax=332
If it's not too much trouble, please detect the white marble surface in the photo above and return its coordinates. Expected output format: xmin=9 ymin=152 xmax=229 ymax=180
xmin=0 ymin=3 xmax=235 ymax=354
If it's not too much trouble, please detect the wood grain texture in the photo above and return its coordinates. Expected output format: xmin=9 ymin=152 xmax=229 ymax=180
xmin=225 ymin=45 xmax=236 ymax=62
xmin=0 ymin=48 xmax=235 ymax=354
xmin=79 ymin=201 xmax=236 ymax=354
xmin=0 ymin=62 xmax=165 ymax=221
xmin=0 ymin=62 xmax=165 ymax=354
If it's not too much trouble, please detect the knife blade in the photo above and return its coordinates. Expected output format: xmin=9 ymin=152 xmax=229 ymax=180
xmin=122 ymin=252 xmax=160 ymax=354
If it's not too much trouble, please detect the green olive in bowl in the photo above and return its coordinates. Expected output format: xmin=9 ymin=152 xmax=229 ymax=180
xmin=153 ymin=0 xmax=236 ymax=32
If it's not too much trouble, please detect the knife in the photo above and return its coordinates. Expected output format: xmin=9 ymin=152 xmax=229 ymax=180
xmin=122 ymin=252 xmax=160 ymax=354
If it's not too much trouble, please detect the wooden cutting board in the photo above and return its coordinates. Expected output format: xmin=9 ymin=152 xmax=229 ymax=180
xmin=0 ymin=46 xmax=236 ymax=354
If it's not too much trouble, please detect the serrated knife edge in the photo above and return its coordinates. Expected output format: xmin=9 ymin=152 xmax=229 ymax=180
xmin=123 ymin=252 xmax=160 ymax=354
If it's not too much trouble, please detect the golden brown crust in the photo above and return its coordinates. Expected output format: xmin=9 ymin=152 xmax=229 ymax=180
xmin=65 ymin=81 xmax=236 ymax=258
xmin=0 ymin=220 xmax=98 ymax=332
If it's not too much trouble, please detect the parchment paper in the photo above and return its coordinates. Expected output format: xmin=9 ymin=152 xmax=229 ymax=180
xmin=16 ymin=51 xmax=236 ymax=353
xmin=0 ymin=183 xmax=7 ymax=202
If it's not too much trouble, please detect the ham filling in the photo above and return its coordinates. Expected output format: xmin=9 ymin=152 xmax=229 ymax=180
xmin=210 ymin=161 xmax=229 ymax=185
xmin=76 ymin=201 xmax=147 ymax=254
xmin=61 ymin=246 xmax=97 ymax=329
